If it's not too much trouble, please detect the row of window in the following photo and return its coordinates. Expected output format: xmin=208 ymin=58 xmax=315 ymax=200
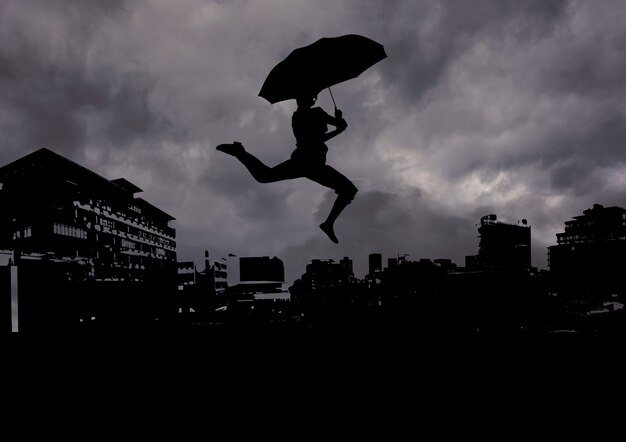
xmin=559 ymin=232 xmax=626 ymax=243
xmin=121 ymin=239 xmax=136 ymax=249
xmin=12 ymin=226 xmax=31 ymax=239
xmin=100 ymin=218 xmax=115 ymax=229
xmin=77 ymin=199 xmax=174 ymax=237
xmin=54 ymin=223 xmax=87 ymax=239
xmin=96 ymin=201 xmax=142 ymax=216
xmin=92 ymin=214 xmax=174 ymax=248
xmin=89 ymin=199 xmax=145 ymax=222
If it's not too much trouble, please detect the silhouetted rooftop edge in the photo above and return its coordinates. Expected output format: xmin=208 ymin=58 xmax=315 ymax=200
xmin=0 ymin=148 xmax=175 ymax=221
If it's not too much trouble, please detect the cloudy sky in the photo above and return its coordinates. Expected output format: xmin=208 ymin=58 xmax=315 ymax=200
xmin=2 ymin=0 xmax=626 ymax=283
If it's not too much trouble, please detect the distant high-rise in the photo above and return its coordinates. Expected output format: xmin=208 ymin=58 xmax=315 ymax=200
xmin=369 ymin=253 xmax=382 ymax=275
xmin=465 ymin=214 xmax=531 ymax=271
xmin=548 ymin=204 xmax=626 ymax=299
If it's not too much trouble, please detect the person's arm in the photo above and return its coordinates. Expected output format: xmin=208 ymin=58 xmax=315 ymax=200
xmin=322 ymin=108 xmax=348 ymax=142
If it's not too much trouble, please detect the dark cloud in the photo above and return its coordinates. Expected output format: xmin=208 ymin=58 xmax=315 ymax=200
xmin=353 ymin=0 xmax=573 ymax=106
xmin=0 ymin=1 xmax=136 ymax=162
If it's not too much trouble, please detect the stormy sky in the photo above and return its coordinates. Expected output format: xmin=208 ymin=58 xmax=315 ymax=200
xmin=2 ymin=0 xmax=626 ymax=283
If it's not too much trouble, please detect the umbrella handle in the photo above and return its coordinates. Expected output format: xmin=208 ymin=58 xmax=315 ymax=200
xmin=328 ymin=87 xmax=338 ymax=112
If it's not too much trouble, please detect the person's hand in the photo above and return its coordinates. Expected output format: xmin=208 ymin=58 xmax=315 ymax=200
xmin=334 ymin=108 xmax=343 ymax=118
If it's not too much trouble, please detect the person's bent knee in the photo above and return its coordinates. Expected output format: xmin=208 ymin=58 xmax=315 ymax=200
xmin=338 ymin=183 xmax=358 ymax=202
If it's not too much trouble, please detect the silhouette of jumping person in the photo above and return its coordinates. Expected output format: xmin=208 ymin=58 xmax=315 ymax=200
xmin=216 ymin=92 xmax=357 ymax=243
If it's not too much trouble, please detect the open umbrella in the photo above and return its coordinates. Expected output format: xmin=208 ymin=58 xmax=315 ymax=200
xmin=258 ymin=34 xmax=387 ymax=106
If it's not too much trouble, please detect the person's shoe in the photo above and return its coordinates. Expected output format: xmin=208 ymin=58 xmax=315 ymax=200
xmin=216 ymin=141 xmax=245 ymax=156
xmin=319 ymin=222 xmax=338 ymax=244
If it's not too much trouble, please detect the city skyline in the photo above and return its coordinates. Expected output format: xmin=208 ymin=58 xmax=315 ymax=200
xmin=2 ymin=1 xmax=626 ymax=284
xmin=0 ymin=146 xmax=622 ymax=284
xmin=1 ymin=146 xmax=624 ymax=334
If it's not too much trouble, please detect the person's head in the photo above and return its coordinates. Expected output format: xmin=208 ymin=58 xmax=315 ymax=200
xmin=296 ymin=93 xmax=317 ymax=109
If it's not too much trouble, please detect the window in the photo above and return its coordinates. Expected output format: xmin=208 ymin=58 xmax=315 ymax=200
xmin=54 ymin=223 xmax=87 ymax=239
xmin=101 ymin=218 xmax=115 ymax=229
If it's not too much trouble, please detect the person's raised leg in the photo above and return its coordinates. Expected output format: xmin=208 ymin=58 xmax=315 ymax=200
xmin=216 ymin=142 xmax=301 ymax=183
xmin=308 ymin=165 xmax=358 ymax=244
xmin=320 ymin=198 xmax=350 ymax=243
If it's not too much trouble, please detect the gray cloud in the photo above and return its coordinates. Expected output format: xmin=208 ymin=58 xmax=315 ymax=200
xmin=2 ymin=0 xmax=626 ymax=283
xmin=0 ymin=1 xmax=142 ymax=161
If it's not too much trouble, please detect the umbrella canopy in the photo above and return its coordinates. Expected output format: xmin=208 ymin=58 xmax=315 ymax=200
xmin=258 ymin=34 xmax=387 ymax=104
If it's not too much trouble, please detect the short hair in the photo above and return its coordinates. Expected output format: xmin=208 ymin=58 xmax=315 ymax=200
xmin=296 ymin=93 xmax=317 ymax=106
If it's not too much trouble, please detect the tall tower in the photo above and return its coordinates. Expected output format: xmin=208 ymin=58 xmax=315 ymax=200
xmin=369 ymin=253 xmax=382 ymax=276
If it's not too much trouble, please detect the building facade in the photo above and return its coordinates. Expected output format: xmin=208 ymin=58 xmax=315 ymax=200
xmin=548 ymin=204 xmax=626 ymax=300
xmin=239 ymin=256 xmax=284 ymax=282
xmin=465 ymin=214 xmax=531 ymax=271
xmin=0 ymin=148 xmax=177 ymax=331
xmin=176 ymin=251 xmax=229 ymax=316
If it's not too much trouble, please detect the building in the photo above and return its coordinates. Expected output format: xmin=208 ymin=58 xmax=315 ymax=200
xmin=433 ymin=258 xmax=458 ymax=273
xmin=177 ymin=262 xmax=198 ymax=292
xmin=368 ymin=253 xmax=382 ymax=276
xmin=301 ymin=257 xmax=354 ymax=291
xmin=0 ymin=148 xmax=177 ymax=332
xmin=212 ymin=255 xmax=228 ymax=293
xmin=239 ymin=256 xmax=284 ymax=282
xmin=213 ymin=255 xmax=290 ymax=327
xmin=289 ymin=257 xmax=361 ymax=306
xmin=387 ymin=257 xmax=398 ymax=269
xmin=380 ymin=256 xmax=446 ymax=298
xmin=548 ymin=204 xmax=626 ymax=300
xmin=180 ymin=251 xmax=228 ymax=295
xmin=228 ymin=256 xmax=286 ymax=300
xmin=465 ymin=214 xmax=531 ymax=271
xmin=365 ymin=253 xmax=383 ymax=287
xmin=176 ymin=250 xmax=229 ymax=316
